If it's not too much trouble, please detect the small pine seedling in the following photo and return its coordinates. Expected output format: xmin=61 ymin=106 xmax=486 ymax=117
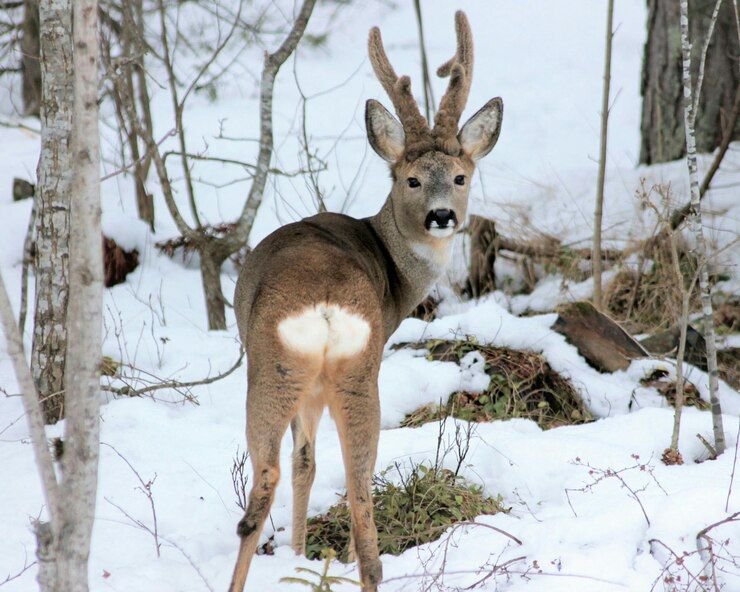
xmin=280 ymin=548 xmax=360 ymax=591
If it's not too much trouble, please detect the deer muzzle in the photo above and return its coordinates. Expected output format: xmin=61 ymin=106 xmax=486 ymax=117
xmin=425 ymin=208 xmax=458 ymax=238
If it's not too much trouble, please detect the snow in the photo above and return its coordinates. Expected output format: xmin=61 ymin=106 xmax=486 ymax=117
xmin=1 ymin=0 xmax=739 ymax=591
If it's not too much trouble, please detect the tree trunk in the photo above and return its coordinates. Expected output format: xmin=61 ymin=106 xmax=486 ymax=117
xmin=679 ymin=0 xmax=725 ymax=455
xmin=32 ymin=0 xmax=73 ymax=424
xmin=123 ymin=0 xmax=154 ymax=229
xmin=21 ymin=0 xmax=41 ymax=117
xmin=200 ymin=248 xmax=227 ymax=331
xmin=593 ymin=0 xmax=615 ymax=310
xmin=640 ymin=0 xmax=740 ymax=164
xmin=466 ymin=215 xmax=497 ymax=299
xmin=57 ymin=0 xmax=103 ymax=588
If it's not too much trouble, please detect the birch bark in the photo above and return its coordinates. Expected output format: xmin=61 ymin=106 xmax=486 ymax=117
xmin=679 ymin=0 xmax=725 ymax=455
xmin=55 ymin=0 xmax=103 ymax=588
xmin=31 ymin=0 xmax=73 ymax=423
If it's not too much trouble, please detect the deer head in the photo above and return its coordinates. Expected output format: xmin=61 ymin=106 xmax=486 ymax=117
xmin=365 ymin=11 xmax=503 ymax=246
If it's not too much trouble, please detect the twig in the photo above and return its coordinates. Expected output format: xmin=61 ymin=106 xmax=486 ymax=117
xmin=18 ymin=194 xmax=37 ymax=334
xmin=231 ymin=448 xmax=249 ymax=511
xmin=649 ymin=538 xmax=712 ymax=592
xmin=565 ymin=455 xmax=665 ymax=526
xmin=0 ymin=553 xmax=36 ymax=588
xmin=102 ymin=442 xmax=161 ymax=557
xmin=692 ymin=0 xmax=725 ymax=125
xmin=695 ymin=511 xmax=740 ymax=589
xmin=102 ymin=350 xmax=243 ymax=398
xmin=100 ymin=127 xmax=175 ymax=182
xmin=727 ymin=417 xmax=740 ymax=512
xmin=161 ymin=536 xmax=215 ymax=592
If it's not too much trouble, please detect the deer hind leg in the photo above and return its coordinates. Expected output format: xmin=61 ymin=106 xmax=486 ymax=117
xmin=330 ymin=365 xmax=382 ymax=592
xmin=229 ymin=376 xmax=300 ymax=592
xmin=290 ymin=409 xmax=319 ymax=555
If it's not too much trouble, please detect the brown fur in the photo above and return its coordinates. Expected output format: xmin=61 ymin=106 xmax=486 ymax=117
xmin=228 ymin=12 xmax=503 ymax=592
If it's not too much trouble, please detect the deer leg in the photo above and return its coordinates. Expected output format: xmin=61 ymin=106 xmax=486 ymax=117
xmin=331 ymin=374 xmax=382 ymax=592
xmin=229 ymin=383 xmax=296 ymax=592
xmin=291 ymin=413 xmax=317 ymax=555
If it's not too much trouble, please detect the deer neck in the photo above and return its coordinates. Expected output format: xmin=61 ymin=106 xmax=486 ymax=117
xmin=368 ymin=196 xmax=453 ymax=314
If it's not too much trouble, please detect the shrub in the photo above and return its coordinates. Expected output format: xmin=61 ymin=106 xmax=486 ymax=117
xmin=305 ymin=462 xmax=504 ymax=562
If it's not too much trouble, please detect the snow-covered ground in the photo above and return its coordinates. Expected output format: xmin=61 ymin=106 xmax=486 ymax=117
xmin=1 ymin=1 xmax=739 ymax=590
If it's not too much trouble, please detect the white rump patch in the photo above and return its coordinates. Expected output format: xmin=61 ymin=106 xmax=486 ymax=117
xmin=277 ymin=304 xmax=371 ymax=359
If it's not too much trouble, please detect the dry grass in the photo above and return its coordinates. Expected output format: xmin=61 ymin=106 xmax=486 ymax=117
xmin=398 ymin=339 xmax=591 ymax=430
xmin=605 ymin=231 xmax=699 ymax=335
xmin=639 ymin=368 xmax=710 ymax=410
xmin=718 ymin=348 xmax=740 ymax=390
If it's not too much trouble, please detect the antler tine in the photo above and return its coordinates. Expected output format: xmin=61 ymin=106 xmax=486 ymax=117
xmin=432 ymin=11 xmax=474 ymax=153
xmin=368 ymin=27 xmax=431 ymax=156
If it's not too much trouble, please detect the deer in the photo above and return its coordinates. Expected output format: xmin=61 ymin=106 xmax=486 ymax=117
xmin=228 ymin=11 xmax=502 ymax=592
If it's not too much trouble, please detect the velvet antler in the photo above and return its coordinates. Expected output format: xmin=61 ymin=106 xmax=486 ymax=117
xmin=432 ymin=11 xmax=474 ymax=155
xmin=368 ymin=27 xmax=434 ymax=159
xmin=368 ymin=11 xmax=475 ymax=160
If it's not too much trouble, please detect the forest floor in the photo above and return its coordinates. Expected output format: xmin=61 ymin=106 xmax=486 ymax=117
xmin=1 ymin=1 xmax=739 ymax=590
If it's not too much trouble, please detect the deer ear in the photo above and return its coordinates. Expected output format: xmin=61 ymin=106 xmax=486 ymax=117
xmin=458 ymin=97 xmax=503 ymax=161
xmin=366 ymin=99 xmax=405 ymax=162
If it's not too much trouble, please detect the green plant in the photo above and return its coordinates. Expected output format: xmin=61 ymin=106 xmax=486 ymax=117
xmin=305 ymin=462 xmax=505 ymax=562
xmin=280 ymin=548 xmax=359 ymax=590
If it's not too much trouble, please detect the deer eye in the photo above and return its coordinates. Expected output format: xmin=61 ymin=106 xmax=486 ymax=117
xmin=407 ymin=177 xmax=421 ymax=188
xmin=454 ymin=175 xmax=466 ymax=186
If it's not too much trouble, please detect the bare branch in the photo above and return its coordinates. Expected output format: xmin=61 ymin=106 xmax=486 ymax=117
xmin=235 ymin=0 xmax=318 ymax=241
xmin=0 ymin=264 xmax=60 ymax=526
xmin=102 ymin=350 xmax=244 ymax=398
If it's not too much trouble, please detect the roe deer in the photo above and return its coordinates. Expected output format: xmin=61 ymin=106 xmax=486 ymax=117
xmin=228 ymin=11 xmax=502 ymax=591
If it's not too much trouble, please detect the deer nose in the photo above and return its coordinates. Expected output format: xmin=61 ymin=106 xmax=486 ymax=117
xmin=426 ymin=208 xmax=457 ymax=229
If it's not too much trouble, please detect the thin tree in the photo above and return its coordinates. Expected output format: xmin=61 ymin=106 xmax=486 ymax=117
xmin=137 ymin=0 xmax=318 ymax=330
xmin=413 ymin=0 xmax=434 ymax=123
xmin=21 ymin=0 xmax=41 ymax=116
xmin=0 ymin=1 xmax=103 ymax=589
xmin=592 ymin=0 xmax=614 ymax=311
xmin=679 ymin=0 xmax=725 ymax=455
xmin=31 ymin=0 xmax=73 ymax=423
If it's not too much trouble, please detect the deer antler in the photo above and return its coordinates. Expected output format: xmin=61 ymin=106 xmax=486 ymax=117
xmin=368 ymin=27 xmax=434 ymax=159
xmin=432 ymin=11 xmax=474 ymax=155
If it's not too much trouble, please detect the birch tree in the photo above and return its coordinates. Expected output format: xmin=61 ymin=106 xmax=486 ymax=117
xmin=0 ymin=1 xmax=103 ymax=589
xmin=679 ymin=0 xmax=725 ymax=455
xmin=31 ymin=0 xmax=73 ymax=423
